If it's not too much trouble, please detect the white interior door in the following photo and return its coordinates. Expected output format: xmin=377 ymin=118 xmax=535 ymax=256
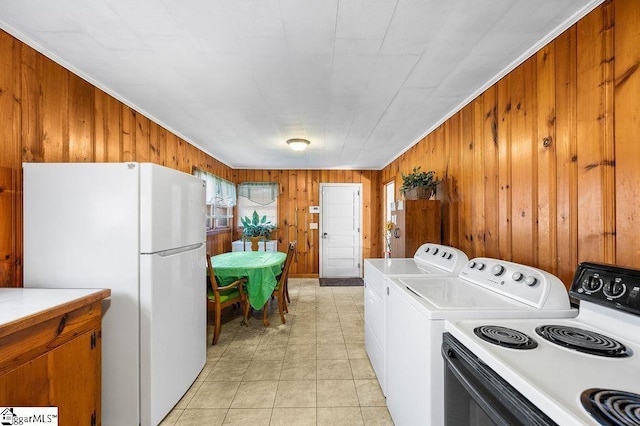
xmin=320 ymin=183 xmax=362 ymax=277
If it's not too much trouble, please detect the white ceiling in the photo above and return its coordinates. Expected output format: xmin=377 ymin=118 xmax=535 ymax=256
xmin=0 ymin=0 xmax=602 ymax=170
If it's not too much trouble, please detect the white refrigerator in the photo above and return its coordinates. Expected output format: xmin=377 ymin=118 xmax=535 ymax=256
xmin=23 ymin=162 xmax=207 ymax=426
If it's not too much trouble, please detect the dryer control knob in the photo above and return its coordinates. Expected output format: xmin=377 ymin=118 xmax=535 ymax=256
xmin=512 ymin=272 xmax=524 ymax=282
xmin=477 ymin=263 xmax=486 ymax=271
xmin=432 ymin=248 xmax=440 ymax=255
xmin=524 ymin=276 xmax=538 ymax=286
xmin=468 ymin=261 xmax=476 ymax=268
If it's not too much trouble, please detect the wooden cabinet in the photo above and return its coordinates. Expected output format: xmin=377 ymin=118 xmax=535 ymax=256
xmin=391 ymin=199 xmax=441 ymax=258
xmin=0 ymin=289 xmax=110 ymax=426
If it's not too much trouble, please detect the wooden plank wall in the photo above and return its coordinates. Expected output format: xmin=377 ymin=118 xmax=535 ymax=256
xmin=233 ymin=169 xmax=382 ymax=278
xmin=382 ymin=0 xmax=640 ymax=287
xmin=0 ymin=29 xmax=234 ymax=287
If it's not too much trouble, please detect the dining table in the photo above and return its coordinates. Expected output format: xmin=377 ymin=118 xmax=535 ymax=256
xmin=210 ymin=251 xmax=286 ymax=310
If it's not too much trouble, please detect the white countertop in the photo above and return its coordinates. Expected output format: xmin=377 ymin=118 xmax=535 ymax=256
xmin=0 ymin=288 xmax=109 ymax=329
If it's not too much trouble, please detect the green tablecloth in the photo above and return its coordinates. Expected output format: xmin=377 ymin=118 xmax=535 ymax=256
xmin=211 ymin=251 xmax=286 ymax=309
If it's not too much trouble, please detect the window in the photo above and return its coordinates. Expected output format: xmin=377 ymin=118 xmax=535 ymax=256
xmin=385 ymin=180 xmax=396 ymax=223
xmin=193 ymin=168 xmax=236 ymax=230
xmin=237 ymin=182 xmax=278 ymax=226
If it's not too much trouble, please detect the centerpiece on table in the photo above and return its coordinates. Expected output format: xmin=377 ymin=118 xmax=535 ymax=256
xmin=240 ymin=211 xmax=277 ymax=251
xmin=399 ymin=167 xmax=440 ymax=200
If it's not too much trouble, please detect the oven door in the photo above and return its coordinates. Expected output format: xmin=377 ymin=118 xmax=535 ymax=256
xmin=441 ymin=333 xmax=557 ymax=426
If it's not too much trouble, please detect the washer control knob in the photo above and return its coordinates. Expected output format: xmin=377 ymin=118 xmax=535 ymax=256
xmin=447 ymin=253 xmax=453 ymax=260
xmin=468 ymin=261 xmax=476 ymax=268
xmin=491 ymin=264 xmax=505 ymax=276
xmin=441 ymin=252 xmax=447 ymax=258
xmin=524 ymin=276 xmax=538 ymax=286
xmin=477 ymin=263 xmax=486 ymax=271
xmin=512 ymin=272 xmax=524 ymax=282
xmin=432 ymin=248 xmax=439 ymax=255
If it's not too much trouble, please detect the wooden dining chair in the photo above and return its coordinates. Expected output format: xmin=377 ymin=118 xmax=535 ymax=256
xmin=206 ymin=253 xmax=250 ymax=345
xmin=262 ymin=242 xmax=296 ymax=326
xmin=282 ymin=241 xmax=296 ymax=306
xmin=243 ymin=235 xmax=267 ymax=251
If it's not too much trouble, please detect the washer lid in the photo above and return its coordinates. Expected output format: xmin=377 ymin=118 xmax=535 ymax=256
xmin=365 ymin=258 xmax=452 ymax=276
xmin=400 ymin=277 xmax=527 ymax=311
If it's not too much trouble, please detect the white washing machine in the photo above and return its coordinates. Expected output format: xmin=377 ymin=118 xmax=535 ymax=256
xmin=443 ymin=262 xmax=640 ymax=425
xmin=364 ymin=243 xmax=469 ymax=395
xmin=385 ymin=258 xmax=577 ymax=426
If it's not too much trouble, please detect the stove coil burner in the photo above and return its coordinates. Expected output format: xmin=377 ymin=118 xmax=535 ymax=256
xmin=581 ymin=388 xmax=640 ymax=426
xmin=473 ymin=325 xmax=538 ymax=350
xmin=535 ymin=325 xmax=630 ymax=358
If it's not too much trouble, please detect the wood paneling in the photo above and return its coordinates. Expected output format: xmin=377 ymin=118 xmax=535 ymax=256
xmin=554 ymin=27 xmax=579 ymax=286
xmin=383 ymin=0 xmax=640 ymax=288
xmin=206 ymin=230 xmax=233 ymax=257
xmin=614 ymin=0 xmax=640 ymax=268
xmin=576 ymin=1 xmax=615 ymax=265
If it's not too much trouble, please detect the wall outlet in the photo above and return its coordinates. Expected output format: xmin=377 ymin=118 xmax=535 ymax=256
xmin=309 ymin=222 xmax=318 ymax=229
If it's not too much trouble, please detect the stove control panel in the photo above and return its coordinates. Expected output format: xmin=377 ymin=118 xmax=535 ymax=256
xmin=459 ymin=258 xmax=570 ymax=310
xmin=570 ymin=262 xmax=640 ymax=316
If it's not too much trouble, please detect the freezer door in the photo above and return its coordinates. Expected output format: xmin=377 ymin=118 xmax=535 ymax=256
xmin=139 ymin=244 xmax=207 ymax=426
xmin=139 ymin=163 xmax=206 ymax=253
xmin=23 ymin=162 xmax=140 ymax=289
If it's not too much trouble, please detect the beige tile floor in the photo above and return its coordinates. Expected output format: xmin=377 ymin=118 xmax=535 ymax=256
xmin=160 ymin=278 xmax=393 ymax=426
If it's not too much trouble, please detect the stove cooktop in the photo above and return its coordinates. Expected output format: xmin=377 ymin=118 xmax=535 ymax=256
xmin=445 ymin=262 xmax=640 ymax=425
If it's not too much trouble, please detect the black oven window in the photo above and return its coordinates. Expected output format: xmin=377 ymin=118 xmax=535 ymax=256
xmin=442 ymin=333 xmax=557 ymax=426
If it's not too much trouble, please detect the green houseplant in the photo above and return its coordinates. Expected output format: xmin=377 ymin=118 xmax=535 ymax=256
xmin=240 ymin=210 xmax=277 ymax=239
xmin=399 ymin=167 xmax=440 ymax=200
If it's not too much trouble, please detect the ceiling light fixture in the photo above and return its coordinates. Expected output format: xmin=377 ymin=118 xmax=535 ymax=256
xmin=286 ymin=138 xmax=310 ymax=151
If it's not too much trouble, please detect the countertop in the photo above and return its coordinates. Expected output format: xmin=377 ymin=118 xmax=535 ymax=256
xmin=0 ymin=288 xmax=111 ymax=338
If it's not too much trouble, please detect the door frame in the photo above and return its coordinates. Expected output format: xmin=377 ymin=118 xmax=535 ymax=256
xmin=319 ymin=183 xmax=363 ymax=278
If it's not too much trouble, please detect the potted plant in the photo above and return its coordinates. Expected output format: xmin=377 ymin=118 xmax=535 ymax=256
xmin=240 ymin=211 xmax=277 ymax=250
xmin=399 ymin=167 xmax=440 ymax=200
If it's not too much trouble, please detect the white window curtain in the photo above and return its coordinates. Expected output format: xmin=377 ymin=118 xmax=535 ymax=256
xmin=237 ymin=182 xmax=278 ymax=224
xmin=194 ymin=169 xmax=236 ymax=207
xmin=238 ymin=182 xmax=278 ymax=205
xmin=194 ymin=169 xmax=236 ymax=229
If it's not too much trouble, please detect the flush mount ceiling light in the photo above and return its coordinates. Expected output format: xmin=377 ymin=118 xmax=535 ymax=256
xmin=286 ymin=138 xmax=310 ymax=151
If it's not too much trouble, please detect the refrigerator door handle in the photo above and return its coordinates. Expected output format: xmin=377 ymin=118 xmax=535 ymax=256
xmin=153 ymin=242 xmax=204 ymax=257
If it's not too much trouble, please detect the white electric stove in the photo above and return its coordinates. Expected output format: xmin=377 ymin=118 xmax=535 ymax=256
xmin=364 ymin=243 xmax=469 ymax=395
xmin=385 ymin=258 xmax=577 ymax=426
xmin=444 ymin=262 xmax=640 ymax=425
